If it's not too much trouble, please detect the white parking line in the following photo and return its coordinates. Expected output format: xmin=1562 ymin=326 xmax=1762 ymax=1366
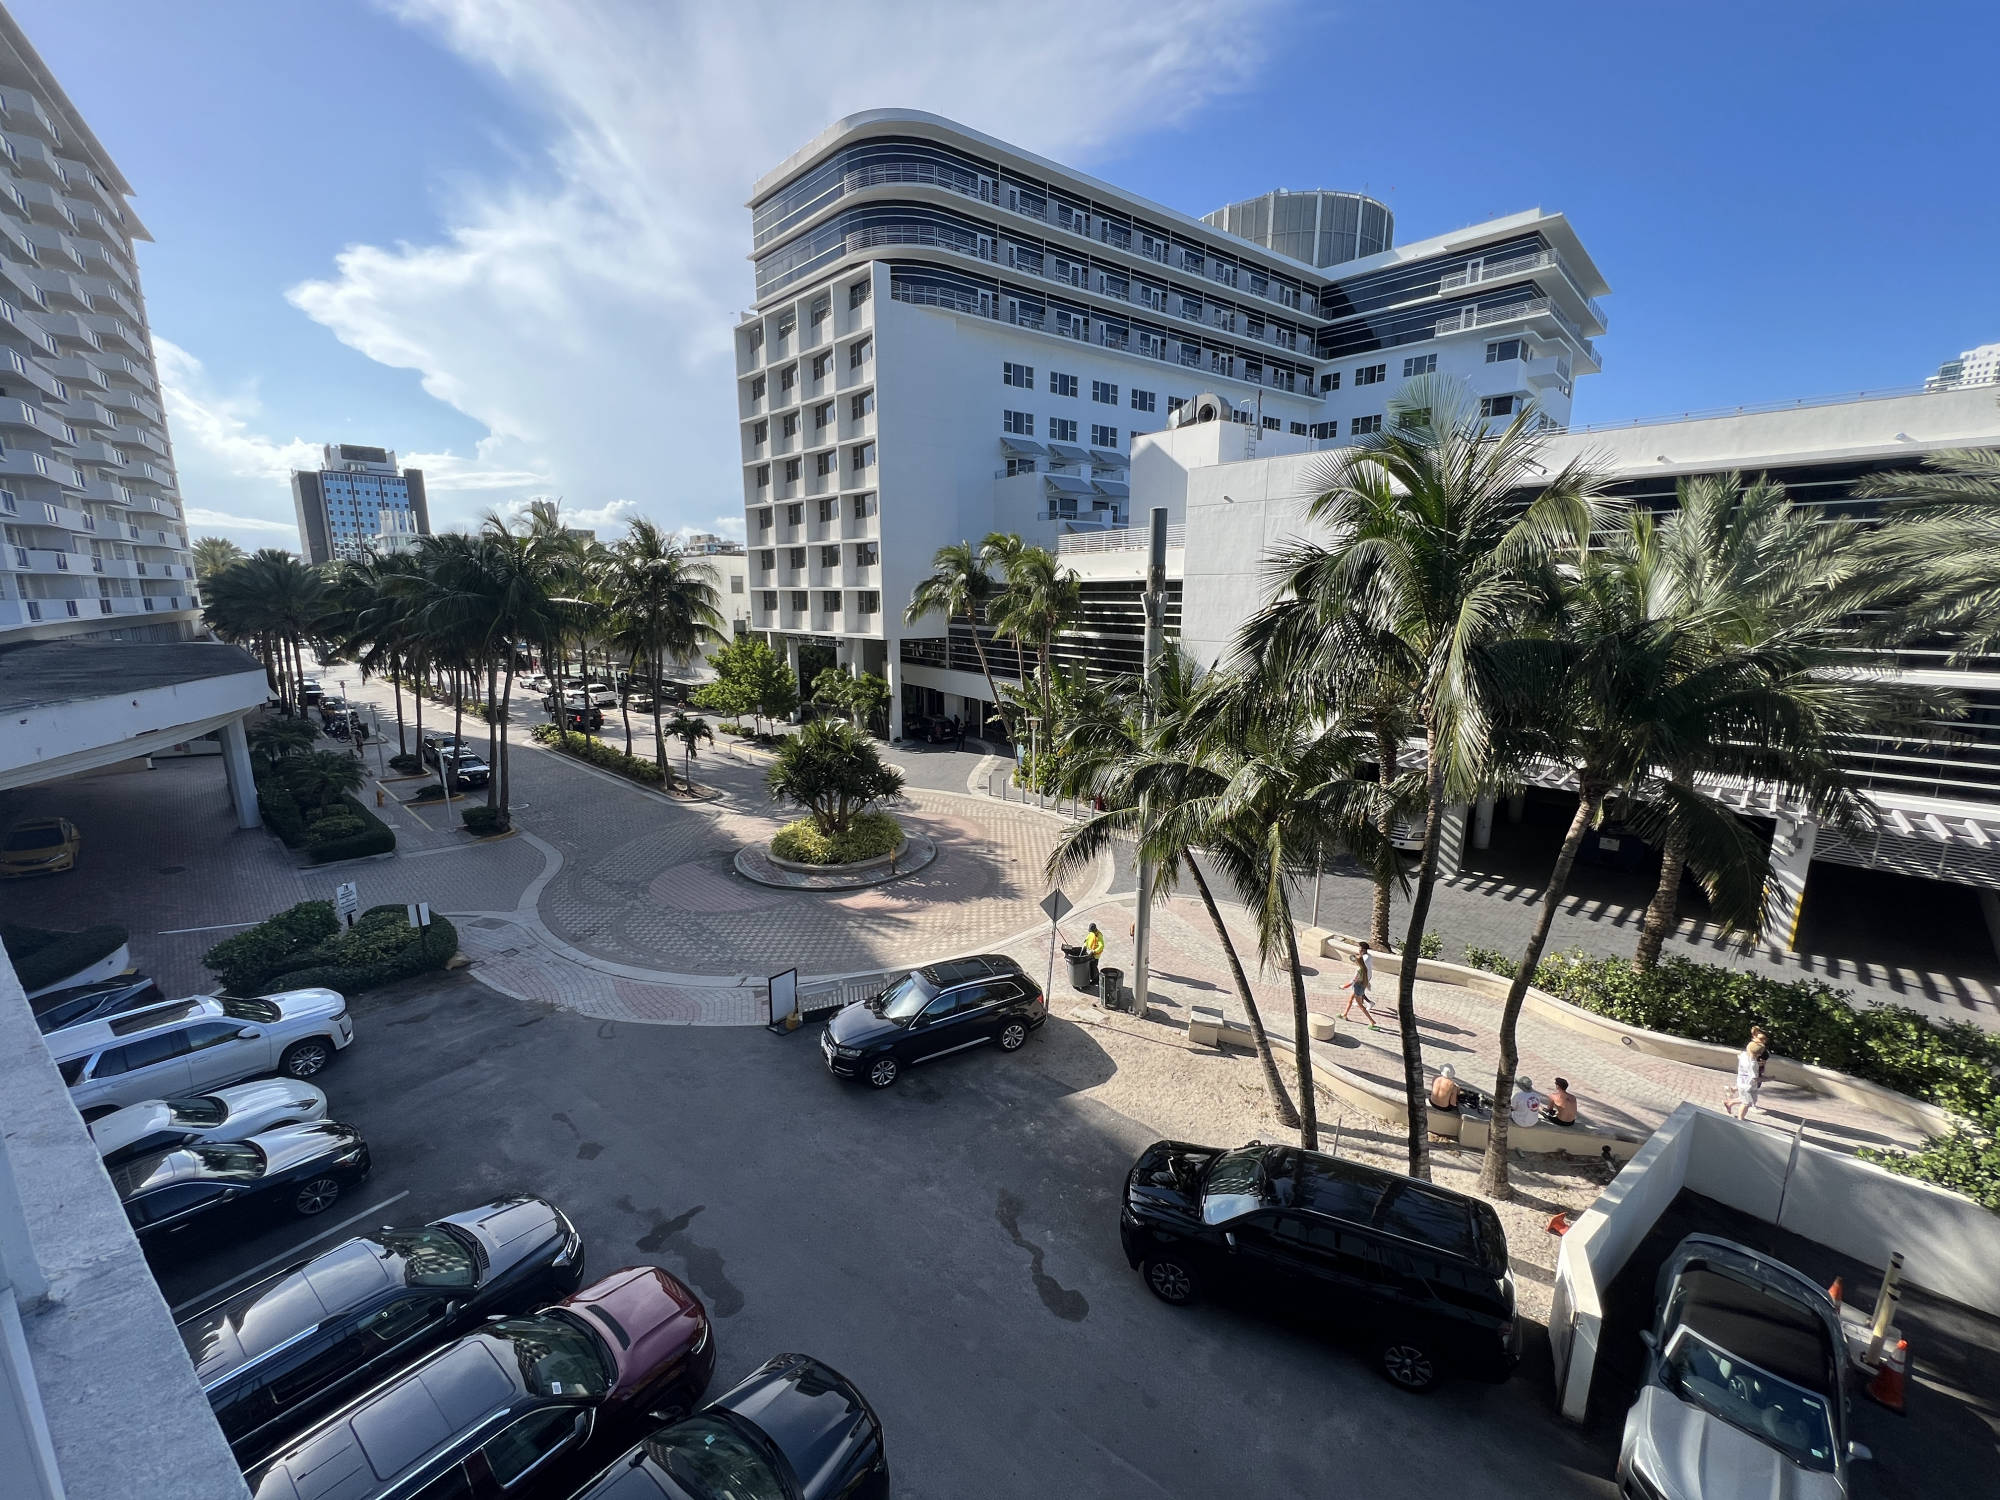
xmin=157 ymin=921 xmax=260 ymax=935
xmin=169 ymin=1190 xmax=411 ymax=1315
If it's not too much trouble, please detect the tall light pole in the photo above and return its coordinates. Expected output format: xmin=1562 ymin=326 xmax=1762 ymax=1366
xmin=1131 ymin=506 xmax=1168 ymax=1011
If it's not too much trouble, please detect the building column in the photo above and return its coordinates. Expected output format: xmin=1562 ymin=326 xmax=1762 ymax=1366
xmin=885 ymin=652 xmax=903 ymax=741
xmin=219 ymin=716 xmax=261 ymax=830
xmin=1759 ymin=813 xmax=1818 ymax=952
xmin=783 ymin=637 xmax=802 ymax=723
xmin=1472 ymin=795 xmax=1496 ymax=850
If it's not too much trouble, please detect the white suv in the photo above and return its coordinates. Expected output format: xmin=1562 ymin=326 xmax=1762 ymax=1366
xmin=51 ymin=990 xmax=353 ymax=1117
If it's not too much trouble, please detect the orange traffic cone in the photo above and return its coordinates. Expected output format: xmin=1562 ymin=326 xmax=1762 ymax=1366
xmin=1547 ymin=1211 xmax=1572 ymax=1237
xmin=1866 ymin=1339 xmax=1909 ymax=1414
xmin=1827 ymin=1276 xmax=1843 ymax=1307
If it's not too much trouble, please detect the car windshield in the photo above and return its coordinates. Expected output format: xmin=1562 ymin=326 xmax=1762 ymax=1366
xmin=5 ymin=825 xmax=62 ymax=849
xmin=220 ymin=997 xmax=282 ymax=1023
xmin=190 ymin=1143 xmax=265 ymax=1181
xmin=1200 ymin=1146 xmax=1270 ymax=1224
xmin=368 ymin=1225 xmax=479 ymax=1288
xmin=167 ymin=1096 xmax=228 ymax=1127
xmin=1663 ymin=1328 xmax=1837 ymax=1471
xmin=487 ymin=1312 xmax=613 ymax=1399
xmin=876 ymin=972 xmax=937 ymax=1022
xmin=646 ymin=1416 xmax=791 ymax=1500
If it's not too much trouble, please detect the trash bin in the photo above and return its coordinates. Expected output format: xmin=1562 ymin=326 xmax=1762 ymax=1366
xmin=1064 ymin=945 xmax=1096 ymax=992
xmin=1098 ymin=966 xmax=1125 ymax=1011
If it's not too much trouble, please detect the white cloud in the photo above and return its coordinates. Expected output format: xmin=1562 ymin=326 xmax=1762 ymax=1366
xmin=279 ymin=0 xmax=1281 ymax=535
xmin=156 ymin=338 xmax=320 ymax=482
xmin=183 ymin=506 xmax=301 ymax=536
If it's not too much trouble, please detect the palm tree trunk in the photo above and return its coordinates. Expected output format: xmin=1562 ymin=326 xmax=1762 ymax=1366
xmin=1392 ymin=740 xmax=1446 ymax=1182
xmin=484 ymin=659 xmax=500 ymax=811
xmin=1480 ymin=782 xmax=1605 ymax=1199
xmin=652 ymin=680 xmax=667 ymax=780
xmin=1186 ymin=857 xmax=1298 ymax=1128
xmin=452 ymin=691 xmax=463 ymax=798
xmin=967 ymin=624 xmax=1009 ymax=742
xmin=1634 ymin=774 xmax=1693 ymax=970
xmin=1281 ymin=900 xmax=1321 ymax=1152
xmin=621 ymin=654 xmax=636 ymax=758
xmin=1372 ymin=718 xmax=1399 ymax=949
xmin=391 ymin=658 xmax=407 ymax=754
xmin=496 ymin=664 xmax=516 ymax=831
xmin=412 ymin=664 xmax=424 ymax=753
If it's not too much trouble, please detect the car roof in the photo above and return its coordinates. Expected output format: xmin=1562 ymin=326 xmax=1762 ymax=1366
xmin=184 ymin=1239 xmax=399 ymax=1383
xmin=919 ymin=954 xmax=1023 ymax=988
xmin=1668 ymin=1264 xmax=1840 ymax=1395
xmin=47 ymin=996 xmax=223 ymax=1057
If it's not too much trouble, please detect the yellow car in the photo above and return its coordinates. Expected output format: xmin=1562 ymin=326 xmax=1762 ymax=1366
xmin=0 ymin=816 xmax=80 ymax=876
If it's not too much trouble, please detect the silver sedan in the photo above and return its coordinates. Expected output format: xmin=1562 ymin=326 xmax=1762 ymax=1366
xmin=90 ymin=1080 xmax=331 ymax=1167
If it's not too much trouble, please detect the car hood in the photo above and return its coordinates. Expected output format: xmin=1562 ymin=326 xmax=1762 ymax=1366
xmin=252 ymin=1121 xmax=365 ymax=1175
xmin=826 ymin=1002 xmax=903 ymax=1047
xmin=1126 ymin=1140 xmax=1219 ymax=1219
xmin=90 ymin=1101 xmax=173 ymax=1157
xmin=714 ymin=1353 xmax=881 ymax=1494
xmin=1627 ymin=1385 xmax=1843 ymax=1500
xmin=267 ymin=988 xmax=346 ymax=1021
xmin=564 ymin=1266 xmax=708 ymax=1400
xmin=207 ymin=1079 xmax=329 ymax=1123
xmin=435 ymin=1196 xmax=565 ymax=1279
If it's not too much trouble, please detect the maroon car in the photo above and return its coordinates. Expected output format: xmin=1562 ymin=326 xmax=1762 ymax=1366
xmin=247 ymin=1266 xmax=715 ymax=1500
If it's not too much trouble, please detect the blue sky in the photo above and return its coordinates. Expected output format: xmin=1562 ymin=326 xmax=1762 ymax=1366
xmin=14 ymin=0 xmax=1998 ymax=550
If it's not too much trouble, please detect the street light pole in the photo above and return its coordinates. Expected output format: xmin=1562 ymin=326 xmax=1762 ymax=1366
xmin=1132 ymin=505 xmax=1168 ymax=1012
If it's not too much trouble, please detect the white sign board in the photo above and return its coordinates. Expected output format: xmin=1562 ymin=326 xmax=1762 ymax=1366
xmin=335 ymin=882 xmax=359 ymax=922
xmin=407 ymin=902 xmax=431 ymax=929
xmin=769 ymin=968 xmax=799 ymax=1028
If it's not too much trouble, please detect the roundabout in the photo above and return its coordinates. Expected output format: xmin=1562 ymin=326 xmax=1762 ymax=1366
xmin=733 ymin=831 xmax=940 ymax=889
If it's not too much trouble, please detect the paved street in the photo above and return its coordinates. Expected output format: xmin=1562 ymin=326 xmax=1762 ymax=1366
xmin=141 ymin=969 xmax=1626 ymax=1500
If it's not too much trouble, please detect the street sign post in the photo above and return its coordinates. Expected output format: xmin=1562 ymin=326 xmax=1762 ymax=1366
xmin=1039 ymin=889 xmax=1073 ymax=999
xmin=335 ymin=881 xmax=359 ymax=928
xmin=406 ymin=902 xmax=431 ymax=930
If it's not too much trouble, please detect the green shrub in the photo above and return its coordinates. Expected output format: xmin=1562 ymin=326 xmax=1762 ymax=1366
xmin=1417 ymin=931 xmax=1442 ymax=960
xmin=305 ymin=796 xmax=396 ymax=863
xmin=204 ymin=901 xmax=339 ymax=992
xmin=770 ymin=812 xmax=902 ymax=866
xmin=1863 ymin=1103 xmax=2000 ymax=1210
xmin=717 ymin=721 xmax=745 ymax=736
xmin=1462 ymin=945 xmax=1518 ymax=978
xmin=257 ymin=905 xmax=459 ymax=995
xmin=307 ymin=815 xmax=367 ymax=843
xmin=387 ymin=752 xmax=422 ymax=773
xmin=462 ymin=805 xmax=504 ymax=835
xmin=1 ymin=922 xmax=129 ymax=992
xmin=529 ymin=723 xmax=558 ymax=745
xmin=256 ymin=775 xmax=309 ymax=846
xmin=531 ymin=728 xmax=666 ymax=784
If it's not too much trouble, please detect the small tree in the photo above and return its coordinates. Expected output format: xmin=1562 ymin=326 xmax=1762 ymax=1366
xmin=766 ymin=720 xmax=904 ymax=835
xmin=812 ymin=667 xmax=891 ymax=732
xmin=698 ymin=637 xmax=797 ymax=735
xmin=663 ymin=710 xmax=713 ymax=789
xmin=287 ymin=750 xmax=365 ymax=811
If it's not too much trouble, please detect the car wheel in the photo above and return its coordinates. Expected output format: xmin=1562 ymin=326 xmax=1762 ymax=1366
xmin=1143 ymin=1255 xmax=1198 ymax=1306
xmin=294 ymin=1176 xmax=342 ymax=1216
xmin=999 ymin=1021 xmax=1028 ymax=1052
xmin=865 ymin=1056 xmax=900 ymax=1089
xmin=1377 ymin=1336 xmax=1442 ymax=1393
xmin=281 ymin=1040 xmax=333 ymax=1078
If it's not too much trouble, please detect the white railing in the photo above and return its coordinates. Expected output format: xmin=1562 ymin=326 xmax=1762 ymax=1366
xmin=1432 ymin=297 xmax=1599 ymax=365
xmin=1057 ymin=522 xmax=1187 ymax=555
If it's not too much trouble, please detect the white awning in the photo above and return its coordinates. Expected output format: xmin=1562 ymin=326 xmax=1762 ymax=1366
xmin=1043 ymin=473 xmax=1096 ymax=496
xmin=999 ymin=436 xmax=1047 ymax=457
xmin=1089 ymin=448 xmax=1128 ymax=468
xmin=1047 ymin=442 xmax=1090 ymax=462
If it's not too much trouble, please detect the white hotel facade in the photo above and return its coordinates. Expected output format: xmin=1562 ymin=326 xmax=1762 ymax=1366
xmin=737 ymin=110 xmax=1608 ymax=737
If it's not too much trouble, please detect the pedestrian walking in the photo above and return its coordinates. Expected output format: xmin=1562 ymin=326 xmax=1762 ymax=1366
xmin=951 ymin=714 xmax=964 ymax=750
xmin=1725 ymin=1033 xmax=1769 ymax=1118
xmin=1340 ymin=941 xmax=1380 ymax=1030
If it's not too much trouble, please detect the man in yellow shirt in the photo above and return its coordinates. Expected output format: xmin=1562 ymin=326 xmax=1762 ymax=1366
xmin=1082 ymin=923 xmax=1105 ymax=982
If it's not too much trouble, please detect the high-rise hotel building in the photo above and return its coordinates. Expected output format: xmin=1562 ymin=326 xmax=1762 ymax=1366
xmin=0 ymin=11 xmax=194 ymax=643
xmin=737 ymin=110 xmax=1608 ymax=735
xmin=290 ymin=443 xmax=431 ymax=565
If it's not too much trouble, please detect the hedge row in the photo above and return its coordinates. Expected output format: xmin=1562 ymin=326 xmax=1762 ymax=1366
xmin=305 ymin=795 xmax=396 ymax=864
xmin=529 ymin=722 xmax=666 ymax=783
xmin=257 ymin=775 xmax=310 ymax=846
xmin=205 ymin=900 xmax=456 ymax=995
xmin=1 ymin=922 xmax=129 ymax=993
xmin=771 ymin=812 xmax=901 ymax=866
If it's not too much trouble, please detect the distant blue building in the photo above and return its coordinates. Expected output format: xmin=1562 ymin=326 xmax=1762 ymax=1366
xmin=289 ymin=443 xmax=430 ymax=564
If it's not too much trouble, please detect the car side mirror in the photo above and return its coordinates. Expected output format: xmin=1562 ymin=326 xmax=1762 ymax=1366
xmin=1224 ymin=1232 xmax=1237 ymax=1249
xmin=1637 ymin=1330 xmax=1657 ymax=1350
xmin=1848 ymin=1442 xmax=1872 ymax=1463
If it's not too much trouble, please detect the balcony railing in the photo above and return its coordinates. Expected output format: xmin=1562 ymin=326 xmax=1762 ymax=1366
xmin=1432 ymin=297 xmax=1599 ymax=366
xmin=1056 ymin=522 xmax=1188 ymax=556
xmin=1437 ymin=248 xmax=1606 ymax=328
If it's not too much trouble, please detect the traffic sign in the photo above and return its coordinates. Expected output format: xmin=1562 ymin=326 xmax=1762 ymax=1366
xmin=1039 ymin=890 xmax=1073 ymax=922
xmin=335 ymin=881 xmax=359 ymax=926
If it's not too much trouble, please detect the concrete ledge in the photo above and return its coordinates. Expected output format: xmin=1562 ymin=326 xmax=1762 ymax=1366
xmin=1319 ymin=932 xmax=1952 ymax=1137
xmin=1188 ymin=1004 xmax=1256 ymax=1051
xmin=764 ymin=837 xmax=909 ymax=875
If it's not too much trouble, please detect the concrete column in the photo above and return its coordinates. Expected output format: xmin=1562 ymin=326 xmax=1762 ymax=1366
xmin=784 ymin=638 xmax=802 ymax=723
xmin=885 ymin=652 xmax=903 ymax=740
xmin=1759 ymin=813 xmax=1818 ymax=952
xmin=219 ymin=716 xmax=261 ymax=830
xmin=1438 ymin=802 xmax=1469 ymax=878
xmin=1472 ymin=795 xmax=1496 ymax=850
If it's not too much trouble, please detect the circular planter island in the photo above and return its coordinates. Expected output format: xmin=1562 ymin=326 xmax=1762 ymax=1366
xmin=734 ymin=827 xmax=938 ymax=890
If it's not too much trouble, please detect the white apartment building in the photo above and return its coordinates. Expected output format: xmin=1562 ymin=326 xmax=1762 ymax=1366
xmin=737 ymin=110 xmax=1608 ymax=738
xmin=0 ymin=12 xmax=194 ymax=643
xmin=1926 ymin=340 xmax=2000 ymax=391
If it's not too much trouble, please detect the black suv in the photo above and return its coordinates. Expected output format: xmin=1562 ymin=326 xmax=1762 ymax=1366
xmin=1120 ymin=1139 xmax=1518 ymax=1392
xmin=181 ymin=1196 xmax=585 ymax=1465
xmin=114 ymin=1122 xmax=372 ymax=1246
xmin=822 ymin=955 xmax=1047 ymax=1089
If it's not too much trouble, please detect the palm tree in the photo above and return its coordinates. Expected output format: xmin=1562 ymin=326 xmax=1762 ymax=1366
xmin=246 ymin=716 xmax=316 ymax=773
xmin=601 ymin=519 xmax=725 ymax=776
xmin=906 ymin=541 xmax=1009 ymax=741
xmin=203 ymin=548 xmax=328 ymax=714
xmin=1048 ymin=648 xmax=1301 ymax=1130
xmin=286 ymin=750 xmax=365 ymax=812
xmin=1246 ymin=377 xmax=1610 ymax=1178
xmin=988 ymin=538 xmax=1081 ymax=736
xmin=663 ymin=710 xmax=713 ymax=789
xmin=192 ymin=536 xmax=245 ymax=587
xmin=1858 ymin=449 xmax=2000 ymax=661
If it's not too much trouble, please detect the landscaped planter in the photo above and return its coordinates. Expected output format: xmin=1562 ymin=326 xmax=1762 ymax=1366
xmin=764 ymin=837 xmax=911 ymax=875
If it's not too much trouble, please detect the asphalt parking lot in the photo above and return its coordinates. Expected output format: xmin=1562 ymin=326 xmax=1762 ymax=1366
xmin=145 ymin=970 xmax=1625 ymax=1499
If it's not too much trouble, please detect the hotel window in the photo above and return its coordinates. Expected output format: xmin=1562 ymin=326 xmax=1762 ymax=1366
xmin=815 ymin=452 xmax=836 ymax=476
xmin=1049 ymin=417 xmax=1077 ymax=443
xmin=1320 ymin=371 xmax=1339 ymax=391
xmin=756 ymin=508 xmax=772 ymax=532
xmin=819 ymin=498 xmax=838 ymax=521
xmin=1351 ymin=414 xmax=1382 ymax=435
xmin=1397 ymin=407 xmax=1431 ymax=430
xmin=850 ymin=390 xmax=874 ymax=420
xmin=1091 ymin=381 xmax=1118 ymax=405
xmin=857 ymin=542 xmax=878 ymax=567
xmin=776 ymin=314 xmax=795 ymax=339
xmin=1403 ymin=354 xmax=1436 ymax=377
xmin=820 ymin=545 xmax=840 ymax=567
xmin=1166 ymin=396 xmax=1187 ymax=415
xmin=851 ymin=442 xmax=876 ymax=471
xmin=1178 ymin=295 xmax=1202 ymax=321
xmin=848 ymin=278 xmax=871 ymax=309
xmin=784 ymin=458 xmax=800 ymax=482
xmin=788 ymin=547 xmax=805 ymax=566
xmin=1355 ymin=364 xmax=1386 ymax=386
xmin=755 ymin=465 xmax=770 ymax=488
xmin=730 ymin=575 xmax=744 ymax=593
xmin=780 ymin=366 xmax=796 ymax=394
xmin=1090 ymin=424 xmax=1117 ymax=448
xmin=1003 ymin=362 xmax=1033 ymax=389
xmin=761 ymin=590 xmax=777 ymax=611
xmin=1050 ymin=372 xmax=1077 ymax=397
xmin=809 ymin=295 xmax=829 ymax=327
xmin=849 ymin=337 xmax=873 ymax=369
xmin=1003 ymin=410 xmax=1034 ymax=435
xmin=850 ymin=492 xmax=874 ymax=519
xmin=790 ymin=591 xmax=807 ymax=610
xmin=812 ymin=353 xmax=831 ymax=379
xmin=1261 ymin=416 xmax=1280 ymax=431
xmin=1130 ymin=388 xmax=1156 ymax=412
xmin=1290 ymin=421 xmax=1307 ymax=435
xmin=1485 ymin=339 xmax=1525 ymax=363
xmin=1310 ymin=421 xmax=1335 ymax=439
xmin=1005 ymin=457 xmax=1037 ymax=476
xmin=782 ymin=412 xmax=798 ymax=437
xmin=1479 ymin=394 xmax=1520 ymax=418
xmin=815 ymin=401 xmax=835 ymax=429
xmin=857 ymin=591 xmax=879 ymax=614
xmin=821 ymin=591 xmax=841 ymax=611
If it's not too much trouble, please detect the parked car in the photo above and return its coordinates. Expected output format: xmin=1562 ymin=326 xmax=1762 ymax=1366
xmin=558 ymin=704 xmax=605 ymax=733
xmin=317 ymin=695 xmax=348 ymax=723
xmin=30 ymin=973 xmax=163 ymax=1034
xmin=51 ymin=988 xmax=353 ymax=1117
xmin=822 ymin=955 xmax=1047 ymax=1090
xmin=246 ymin=1266 xmax=716 ymax=1500
xmin=1 ymin=814 xmax=80 ymax=876
xmin=421 ymin=731 xmax=471 ymax=766
xmin=1119 ymin=1139 xmax=1518 ymax=1392
xmin=526 ymin=674 xmax=552 ymax=694
xmin=301 ymin=679 xmax=324 ymax=706
xmin=182 ymin=1196 xmax=586 ymax=1465
xmin=626 ymin=692 xmax=657 ymax=715
xmin=91 ymin=1079 xmax=329 ymax=1166
xmin=1618 ymin=1235 xmax=1864 ymax=1500
xmin=439 ymin=746 xmax=491 ymax=788
xmin=113 ymin=1121 xmax=371 ymax=1245
xmin=564 ymin=1352 xmax=887 ymax=1500
xmin=586 ymin=682 xmax=619 ymax=709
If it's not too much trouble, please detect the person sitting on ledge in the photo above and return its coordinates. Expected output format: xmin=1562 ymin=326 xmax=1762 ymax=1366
xmin=1509 ymin=1076 xmax=1549 ymax=1128
xmin=1541 ymin=1077 xmax=1579 ymax=1127
xmin=1429 ymin=1064 xmax=1462 ymax=1112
